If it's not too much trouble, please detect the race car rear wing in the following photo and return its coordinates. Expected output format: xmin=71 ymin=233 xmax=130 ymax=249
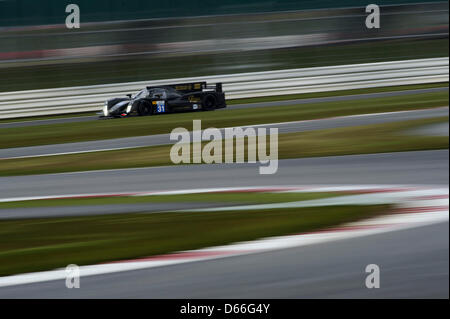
xmin=147 ymin=82 xmax=222 ymax=93
xmin=206 ymin=83 xmax=222 ymax=93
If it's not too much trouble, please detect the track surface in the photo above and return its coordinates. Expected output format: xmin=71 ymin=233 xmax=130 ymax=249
xmin=409 ymin=121 xmax=449 ymax=136
xmin=1 ymin=150 xmax=448 ymax=200
xmin=0 ymin=202 xmax=241 ymax=220
xmin=1 ymin=106 xmax=448 ymax=159
xmin=0 ymin=115 xmax=97 ymax=129
xmin=0 ymin=87 xmax=446 ymax=129
xmin=0 ymin=221 xmax=447 ymax=298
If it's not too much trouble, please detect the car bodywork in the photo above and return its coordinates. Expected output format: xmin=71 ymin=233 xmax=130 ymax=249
xmin=101 ymin=82 xmax=226 ymax=118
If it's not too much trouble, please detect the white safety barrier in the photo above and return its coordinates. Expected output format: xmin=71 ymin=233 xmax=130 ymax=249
xmin=0 ymin=57 xmax=448 ymax=119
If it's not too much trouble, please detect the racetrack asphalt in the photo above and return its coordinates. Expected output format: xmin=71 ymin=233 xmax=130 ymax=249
xmin=0 ymin=86 xmax=446 ymax=129
xmin=408 ymin=121 xmax=449 ymax=136
xmin=0 ymin=220 xmax=447 ymax=298
xmin=0 ymin=202 xmax=242 ymax=220
xmin=1 ymin=150 xmax=448 ymax=200
xmin=1 ymin=106 xmax=448 ymax=159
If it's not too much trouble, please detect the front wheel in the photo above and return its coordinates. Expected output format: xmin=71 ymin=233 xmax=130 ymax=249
xmin=137 ymin=101 xmax=152 ymax=116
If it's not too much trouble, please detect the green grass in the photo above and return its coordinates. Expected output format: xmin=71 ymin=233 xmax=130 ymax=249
xmin=0 ymin=204 xmax=389 ymax=275
xmin=0 ymin=90 xmax=448 ymax=149
xmin=274 ymin=117 xmax=449 ymax=158
xmin=1 ymin=117 xmax=447 ymax=176
xmin=0 ymin=191 xmax=339 ymax=209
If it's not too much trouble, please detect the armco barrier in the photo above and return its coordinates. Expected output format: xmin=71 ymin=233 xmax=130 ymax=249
xmin=0 ymin=57 xmax=448 ymax=119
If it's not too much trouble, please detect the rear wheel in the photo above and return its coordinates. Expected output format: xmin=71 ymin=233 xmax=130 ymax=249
xmin=202 ymin=94 xmax=216 ymax=111
xmin=137 ymin=101 xmax=152 ymax=116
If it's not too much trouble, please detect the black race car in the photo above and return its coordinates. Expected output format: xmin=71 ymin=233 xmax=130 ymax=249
xmin=101 ymin=82 xmax=226 ymax=118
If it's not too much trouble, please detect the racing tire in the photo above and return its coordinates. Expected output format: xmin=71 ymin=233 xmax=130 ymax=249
xmin=137 ymin=101 xmax=152 ymax=116
xmin=202 ymin=94 xmax=216 ymax=111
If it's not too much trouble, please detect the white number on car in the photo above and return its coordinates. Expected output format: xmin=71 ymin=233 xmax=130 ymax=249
xmin=156 ymin=101 xmax=166 ymax=113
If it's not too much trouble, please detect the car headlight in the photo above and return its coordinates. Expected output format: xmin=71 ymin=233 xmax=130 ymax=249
xmin=126 ymin=102 xmax=133 ymax=113
xmin=103 ymin=102 xmax=109 ymax=116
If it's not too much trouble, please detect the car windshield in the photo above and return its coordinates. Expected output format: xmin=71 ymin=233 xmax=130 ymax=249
xmin=148 ymin=89 xmax=167 ymax=99
xmin=133 ymin=89 xmax=148 ymax=99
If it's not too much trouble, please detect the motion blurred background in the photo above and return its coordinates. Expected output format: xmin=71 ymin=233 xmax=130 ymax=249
xmin=0 ymin=1 xmax=448 ymax=299
xmin=0 ymin=0 xmax=448 ymax=91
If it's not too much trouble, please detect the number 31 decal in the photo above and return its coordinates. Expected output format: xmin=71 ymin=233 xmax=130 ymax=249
xmin=156 ymin=101 xmax=166 ymax=113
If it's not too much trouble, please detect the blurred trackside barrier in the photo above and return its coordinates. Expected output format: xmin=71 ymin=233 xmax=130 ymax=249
xmin=0 ymin=0 xmax=442 ymax=27
xmin=1 ymin=2 xmax=447 ymax=93
xmin=0 ymin=57 xmax=448 ymax=119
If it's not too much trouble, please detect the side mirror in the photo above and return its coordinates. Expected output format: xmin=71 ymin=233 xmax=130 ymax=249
xmin=126 ymin=94 xmax=132 ymax=98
